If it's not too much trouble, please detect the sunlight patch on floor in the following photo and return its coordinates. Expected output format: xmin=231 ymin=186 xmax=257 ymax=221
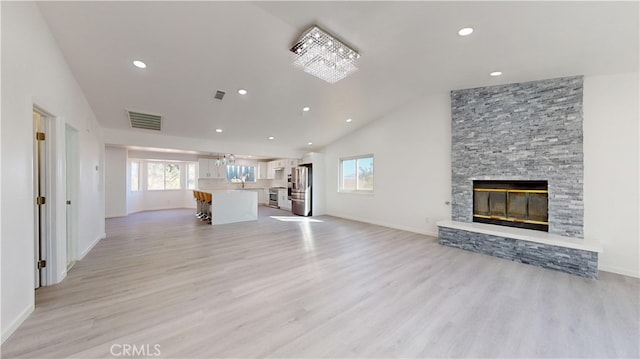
xmin=270 ymin=216 xmax=324 ymax=223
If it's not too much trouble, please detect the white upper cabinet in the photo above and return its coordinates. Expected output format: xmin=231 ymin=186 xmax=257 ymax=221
xmin=198 ymin=159 xmax=224 ymax=179
xmin=257 ymin=162 xmax=272 ymax=180
xmin=270 ymin=159 xmax=284 ymax=169
xmin=198 ymin=158 xmax=213 ymax=179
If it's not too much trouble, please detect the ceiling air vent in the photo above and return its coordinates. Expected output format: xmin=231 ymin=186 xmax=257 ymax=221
xmin=214 ymin=90 xmax=226 ymax=100
xmin=128 ymin=110 xmax=162 ymax=131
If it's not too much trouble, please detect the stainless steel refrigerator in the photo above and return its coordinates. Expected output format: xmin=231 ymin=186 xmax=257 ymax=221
xmin=291 ymin=165 xmax=311 ymax=216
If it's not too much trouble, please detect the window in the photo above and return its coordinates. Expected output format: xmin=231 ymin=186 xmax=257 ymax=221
xmin=186 ymin=162 xmax=197 ymax=189
xmin=340 ymin=155 xmax=374 ymax=192
xmin=130 ymin=161 xmax=140 ymax=191
xmin=147 ymin=162 xmax=181 ymax=190
xmin=226 ymin=165 xmax=256 ymax=183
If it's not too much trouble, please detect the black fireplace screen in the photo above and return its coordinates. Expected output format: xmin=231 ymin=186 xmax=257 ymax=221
xmin=473 ymin=180 xmax=548 ymax=231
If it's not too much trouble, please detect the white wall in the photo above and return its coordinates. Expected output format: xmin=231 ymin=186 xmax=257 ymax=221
xmin=584 ymin=72 xmax=639 ymax=278
xmin=105 ymin=147 xmax=127 ymax=217
xmin=125 ymin=151 xmax=198 ymax=213
xmin=1 ymin=2 xmax=105 ymax=343
xmin=0 ymin=2 xmax=3 ymax=348
xmin=103 ymin=128 xmax=304 ymax=160
xmin=323 ymin=93 xmax=452 ymax=235
xmin=133 ymin=190 xmax=195 ymax=212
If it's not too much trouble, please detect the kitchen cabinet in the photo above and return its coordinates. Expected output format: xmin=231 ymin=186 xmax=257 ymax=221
xmin=266 ymin=162 xmax=275 ymax=179
xmin=258 ymin=159 xmax=300 ymax=181
xmin=283 ymin=159 xmax=300 ymax=178
xmin=269 ymin=160 xmax=284 ymax=180
xmin=198 ymin=159 xmax=224 ymax=179
xmin=277 ymin=188 xmax=290 ymax=211
xmin=259 ymin=188 xmax=268 ymax=205
xmin=257 ymin=162 xmax=271 ymax=180
xmin=271 ymin=159 xmax=285 ymax=169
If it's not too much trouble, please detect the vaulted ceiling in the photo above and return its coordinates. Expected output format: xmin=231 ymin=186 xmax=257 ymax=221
xmin=37 ymin=1 xmax=639 ymax=157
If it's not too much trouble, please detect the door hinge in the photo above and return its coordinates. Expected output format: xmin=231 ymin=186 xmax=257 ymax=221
xmin=36 ymin=132 xmax=46 ymax=141
xmin=36 ymin=196 xmax=46 ymax=205
xmin=37 ymin=260 xmax=46 ymax=269
xmin=66 ymin=200 xmax=71 ymax=205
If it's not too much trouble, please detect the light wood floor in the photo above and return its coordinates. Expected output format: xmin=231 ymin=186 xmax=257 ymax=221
xmin=2 ymin=207 xmax=639 ymax=358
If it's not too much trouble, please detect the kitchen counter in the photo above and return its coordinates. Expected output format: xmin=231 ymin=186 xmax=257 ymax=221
xmin=197 ymin=189 xmax=257 ymax=225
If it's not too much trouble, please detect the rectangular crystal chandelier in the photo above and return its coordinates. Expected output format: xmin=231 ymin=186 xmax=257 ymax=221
xmin=290 ymin=26 xmax=360 ymax=84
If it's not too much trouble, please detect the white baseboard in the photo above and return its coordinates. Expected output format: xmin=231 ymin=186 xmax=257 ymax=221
xmin=105 ymin=211 xmax=127 ymax=218
xmin=56 ymin=269 xmax=67 ymax=284
xmin=598 ymin=264 xmax=640 ymax=278
xmin=326 ymin=212 xmax=439 ymax=238
xmin=79 ymin=234 xmax=103 ymax=260
xmin=1 ymin=303 xmax=34 ymax=344
xmin=126 ymin=207 xmax=195 ymax=215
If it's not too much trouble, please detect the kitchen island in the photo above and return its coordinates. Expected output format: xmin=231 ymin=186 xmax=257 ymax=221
xmin=197 ymin=189 xmax=257 ymax=225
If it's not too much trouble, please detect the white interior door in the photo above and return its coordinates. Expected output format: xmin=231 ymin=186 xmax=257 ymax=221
xmin=65 ymin=124 xmax=78 ymax=269
xmin=33 ymin=108 xmax=48 ymax=288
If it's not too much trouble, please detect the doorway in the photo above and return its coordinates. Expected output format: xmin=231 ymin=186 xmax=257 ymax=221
xmin=65 ymin=125 xmax=79 ymax=270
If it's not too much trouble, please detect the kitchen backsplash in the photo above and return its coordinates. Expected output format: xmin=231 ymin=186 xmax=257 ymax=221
xmin=197 ymin=178 xmax=284 ymax=190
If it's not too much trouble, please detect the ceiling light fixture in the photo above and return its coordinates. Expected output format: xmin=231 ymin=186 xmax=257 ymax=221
xmin=490 ymin=71 xmax=503 ymax=77
xmin=290 ymin=25 xmax=360 ymax=84
xmin=458 ymin=27 xmax=474 ymax=36
xmin=346 ymin=118 xmax=353 ymax=123
xmin=268 ymin=136 xmax=275 ymax=140
xmin=215 ymin=154 xmax=236 ymax=167
xmin=133 ymin=60 xmax=147 ymax=69
xmin=302 ymin=107 xmax=310 ymax=112
xmin=307 ymin=142 xmax=313 ymax=145
xmin=215 ymin=129 xmax=223 ymax=133
xmin=238 ymin=89 xmax=247 ymax=95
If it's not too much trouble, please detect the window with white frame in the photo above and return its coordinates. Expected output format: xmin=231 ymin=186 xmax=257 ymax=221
xmin=186 ymin=162 xmax=197 ymax=189
xmin=130 ymin=161 xmax=140 ymax=191
xmin=340 ymin=155 xmax=374 ymax=192
xmin=226 ymin=165 xmax=256 ymax=183
xmin=147 ymin=162 xmax=181 ymax=190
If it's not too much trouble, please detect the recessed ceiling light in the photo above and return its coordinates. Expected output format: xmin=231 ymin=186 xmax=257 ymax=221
xmin=346 ymin=118 xmax=353 ymax=123
xmin=302 ymin=107 xmax=310 ymax=112
xmin=490 ymin=71 xmax=503 ymax=77
xmin=133 ymin=60 xmax=147 ymax=69
xmin=238 ymin=89 xmax=247 ymax=95
xmin=458 ymin=27 xmax=474 ymax=36
xmin=215 ymin=129 xmax=223 ymax=133
xmin=307 ymin=142 xmax=313 ymax=145
xmin=268 ymin=136 xmax=275 ymax=140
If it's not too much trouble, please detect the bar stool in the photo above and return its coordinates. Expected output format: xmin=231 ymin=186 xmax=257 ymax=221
xmin=203 ymin=192 xmax=213 ymax=224
xmin=193 ymin=190 xmax=203 ymax=218
xmin=197 ymin=191 xmax=207 ymax=221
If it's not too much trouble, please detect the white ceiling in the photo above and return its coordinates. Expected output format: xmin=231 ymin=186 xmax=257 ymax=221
xmin=37 ymin=1 xmax=638 ymax=157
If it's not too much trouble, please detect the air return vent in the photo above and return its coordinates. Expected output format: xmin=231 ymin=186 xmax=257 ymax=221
xmin=128 ymin=110 xmax=162 ymax=131
xmin=214 ymin=90 xmax=226 ymax=100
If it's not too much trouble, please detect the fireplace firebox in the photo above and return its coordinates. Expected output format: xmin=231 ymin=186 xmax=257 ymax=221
xmin=473 ymin=180 xmax=548 ymax=232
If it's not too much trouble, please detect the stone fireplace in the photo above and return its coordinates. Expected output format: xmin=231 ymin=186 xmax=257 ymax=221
xmin=438 ymin=76 xmax=601 ymax=279
xmin=449 ymin=76 xmax=584 ymax=238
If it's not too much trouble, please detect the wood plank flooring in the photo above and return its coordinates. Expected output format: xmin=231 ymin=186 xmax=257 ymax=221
xmin=2 ymin=207 xmax=639 ymax=358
